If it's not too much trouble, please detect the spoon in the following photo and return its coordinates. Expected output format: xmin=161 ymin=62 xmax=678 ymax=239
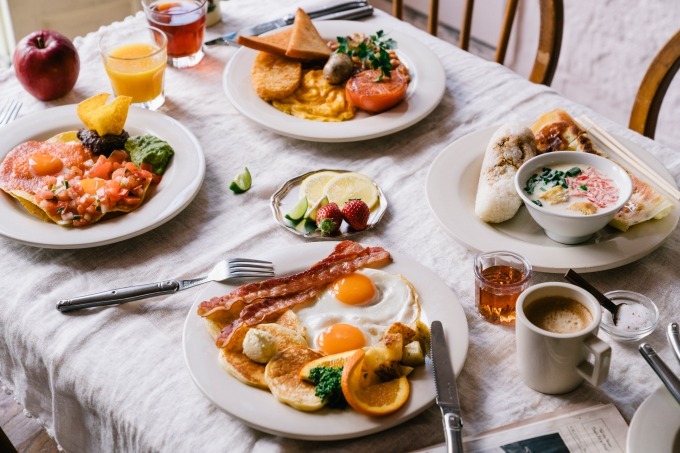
xmin=564 ymin=269 xmax=624 ymax=325
xmin=668 ymin=323 xmax=680 ymax=365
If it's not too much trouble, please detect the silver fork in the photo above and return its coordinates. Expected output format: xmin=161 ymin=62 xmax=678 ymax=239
xmin=0 ymin=99 xmax=22 ymax=125
xmin=56 ymin=258 xmax=275 ymax=312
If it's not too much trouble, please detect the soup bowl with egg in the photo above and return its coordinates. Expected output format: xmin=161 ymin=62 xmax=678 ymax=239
xmin=514 ymin=152 xmax=633 ymax=244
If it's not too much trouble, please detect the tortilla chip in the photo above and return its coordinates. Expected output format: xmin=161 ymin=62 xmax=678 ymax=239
xmin=77 ymin=94 xmax=132 ymax=136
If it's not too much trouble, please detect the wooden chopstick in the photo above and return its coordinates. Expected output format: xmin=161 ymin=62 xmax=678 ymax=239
xmin=576 ymin=115 xmax=680 ymax=201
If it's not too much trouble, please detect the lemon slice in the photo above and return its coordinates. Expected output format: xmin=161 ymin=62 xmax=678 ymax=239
xmin=299 ymin=171 xmax=339 ymax=205
xmin=324 ymin=172 xmax=379 ymax=209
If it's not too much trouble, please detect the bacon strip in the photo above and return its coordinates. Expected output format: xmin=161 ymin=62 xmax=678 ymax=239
xmin=197 ymin=241 xmax=390 ymax=318
xmin=201 ymin=241 xmax=392 ymax=348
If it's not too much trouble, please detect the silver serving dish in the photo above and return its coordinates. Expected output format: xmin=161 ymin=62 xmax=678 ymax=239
xmin=270 ymin=169 xmax=388 ymax=239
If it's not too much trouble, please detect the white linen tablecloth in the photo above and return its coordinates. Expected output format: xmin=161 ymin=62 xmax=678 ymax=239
xmin=1 ymin=1 xmax=679 ymax=451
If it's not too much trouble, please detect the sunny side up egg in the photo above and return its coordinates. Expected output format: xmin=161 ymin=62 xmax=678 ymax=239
xmin=294 ymin=268 xmax=421 ymax=355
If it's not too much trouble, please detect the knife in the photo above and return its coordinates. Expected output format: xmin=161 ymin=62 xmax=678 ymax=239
xmin=205 ymin=0 xmax=371 ymax=46
xmin=639 ymin=343 xmax=680 ymax=405
xmin=431 ymin=321 xmax=464 ymax=453
xmin=668 ymin=323 xmax=680 ymax=365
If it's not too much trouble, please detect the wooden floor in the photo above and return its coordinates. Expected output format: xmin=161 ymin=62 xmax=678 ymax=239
xmin=0 ymin=390 xmax=58 ymax=453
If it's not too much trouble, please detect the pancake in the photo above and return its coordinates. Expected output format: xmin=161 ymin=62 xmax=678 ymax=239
xmin=264 ymin=345 xmax=325 ymax=411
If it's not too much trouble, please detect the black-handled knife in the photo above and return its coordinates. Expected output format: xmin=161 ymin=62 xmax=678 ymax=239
xmin=639 ymin=343 xmax=680 ymax=405
xmin=431 ymin=321 xmax=464 ymax=453
xmin=205 ymin=0 xmax=370 ymax=46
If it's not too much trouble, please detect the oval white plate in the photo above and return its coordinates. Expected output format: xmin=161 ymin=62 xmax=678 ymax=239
xmin=627 ymin=386 xmax=680 ymax=452
xmin=183 ymin=241 xmax=468 ymax=440
xmin=0 ymin=105 xmax=205 ymax=249
xmin=223 ymin=21 xmax=446 ymax=142
xmin=426 ymin=126 xmax=680 ymax=273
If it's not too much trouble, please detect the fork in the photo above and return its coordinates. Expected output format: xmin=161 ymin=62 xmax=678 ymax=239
xmin=0 ymin=99 xmax=22 ymax=125
xmin=56 ymin=258 xmax=275 ymax=313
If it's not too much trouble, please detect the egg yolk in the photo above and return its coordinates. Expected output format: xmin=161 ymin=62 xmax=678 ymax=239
xmin=29 ymin=154 xmax=63 ymax=176
xmin=318 ymin=323 xmax=365 ymax=354
xmin=332 ymin=273 xmax=375 ymax=305
xmin=79 ymin=178 xmax=106 ymax=195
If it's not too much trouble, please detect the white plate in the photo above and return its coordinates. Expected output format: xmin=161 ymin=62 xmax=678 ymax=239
xmin=183 ymin=241 xmax=468 ymax=440
xmin=426 ymin=126 xmax=680 ymax=273
xmin=627 ymin=386 xmax=680 ymax=452
xmin=223 ymin=21 xmax=446 ymax=142
xmin=0 ymin=105 xmax=205 ymax=249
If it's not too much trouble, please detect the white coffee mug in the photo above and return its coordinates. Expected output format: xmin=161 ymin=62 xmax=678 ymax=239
xmin=516 ymin=282 xmax=611 ymax=394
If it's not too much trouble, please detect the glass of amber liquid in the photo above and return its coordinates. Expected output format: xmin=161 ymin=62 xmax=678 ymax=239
xmin=474 ymin=251 xmax=532 ymax=324
xmin=142 ymin=0 xmax=207 ymax=68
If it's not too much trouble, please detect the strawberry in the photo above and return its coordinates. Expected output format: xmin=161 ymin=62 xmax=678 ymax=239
xmin=315 ymin=202 xmax=343 ymax=235
xmin=341 ymin=199 xmax=370 ymax=231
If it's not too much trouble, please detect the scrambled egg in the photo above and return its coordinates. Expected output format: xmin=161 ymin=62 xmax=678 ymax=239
xmin=539 ymin=186 xmax=569 ymax=205
xmin=272 ymin=70 xmax=355 ymax=122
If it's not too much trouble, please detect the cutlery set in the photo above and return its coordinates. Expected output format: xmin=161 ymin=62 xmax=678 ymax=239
xmin=639 ymin=323 xmax=680 ymax=405
xmin=205 ymin=0 xmax=374 ymax=47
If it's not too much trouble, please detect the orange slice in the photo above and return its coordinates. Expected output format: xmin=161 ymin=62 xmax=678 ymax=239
xmin=299 ymin=349 xmax=358 ymax=381
xmin=341 ymin=349 xmax=410 ymax=416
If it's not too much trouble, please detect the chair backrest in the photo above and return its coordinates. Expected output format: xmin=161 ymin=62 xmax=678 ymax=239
xmin=629 ymin=29 xmax=680 ymax=139
xmin=391 ymin=0 xmax=440 ymax=36
xmin=460 ymin=0 xmax=563 ymax=86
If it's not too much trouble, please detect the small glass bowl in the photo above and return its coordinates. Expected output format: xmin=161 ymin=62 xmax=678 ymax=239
xmin=600 ymin=290 xmax=658 ymax=342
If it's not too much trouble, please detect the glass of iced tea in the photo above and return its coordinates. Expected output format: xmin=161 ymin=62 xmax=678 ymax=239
xmin=142 ymin=0 xmax=207 ymax=68
xmin=474 ymin=251 xmax=532 ymax=324
xmin=99 ymin=26 xmax=168 ymax=110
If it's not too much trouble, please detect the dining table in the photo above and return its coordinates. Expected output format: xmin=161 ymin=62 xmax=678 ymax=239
xmin=1 ymin=0 xmax=679 ymax=451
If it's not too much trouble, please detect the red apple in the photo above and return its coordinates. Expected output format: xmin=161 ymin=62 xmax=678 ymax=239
xmin=13 ymin=30 xmax=80 ymax=101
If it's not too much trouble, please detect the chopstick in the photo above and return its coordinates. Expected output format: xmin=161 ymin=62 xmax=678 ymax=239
xmin=576 ymin=115 xmax=680 ymax=201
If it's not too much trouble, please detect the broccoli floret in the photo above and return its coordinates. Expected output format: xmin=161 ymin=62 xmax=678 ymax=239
xmin=309 ymin=366 xmax=346 ymax=409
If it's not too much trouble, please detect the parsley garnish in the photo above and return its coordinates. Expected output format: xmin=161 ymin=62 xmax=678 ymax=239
xmin=336 ymin=30 xmax=397 ymax=81
xmin=309 ymin=366 xmax=346 ymax=408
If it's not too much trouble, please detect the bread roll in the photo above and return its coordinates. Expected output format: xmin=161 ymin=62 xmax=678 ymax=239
xmin=475 ymin=124 xmax=537 ymax=223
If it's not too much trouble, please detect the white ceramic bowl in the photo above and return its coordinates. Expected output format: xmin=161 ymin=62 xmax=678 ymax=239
xmin=514 ymin=152 xmax=633 ymax=244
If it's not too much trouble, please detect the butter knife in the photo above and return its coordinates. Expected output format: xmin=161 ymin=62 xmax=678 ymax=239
xmin=205 ymin=0 xmax=370 ymax=46
xmin=668 ymin=323 xmax=680 ymax=365
xmin=431 ymin=321 xmax=464 ymax=453
xmin=639 ymin=343 xmax=680 ymax=405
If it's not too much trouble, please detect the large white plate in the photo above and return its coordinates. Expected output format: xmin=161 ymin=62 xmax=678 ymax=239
xmin=0 ymin=105 xmax=205 ymax=249
xmin=223 ymin=21 xmax=446 ymax=142
xmin=627 ymin=386 xmax=680 ymax=452
xmin=426 ymin=126 xmax=680 ymax=273
xmin=183 ymin=241 xmax=468 ymax=440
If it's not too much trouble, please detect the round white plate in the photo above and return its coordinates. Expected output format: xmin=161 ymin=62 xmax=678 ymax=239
xmin=627 ymin=386 xmax=680 ymax=452
xmin=0 ymin=105 xmax=205 ymax=249
xmin=223 ymin=21 xmax=446 ymax=142
xmin=426 ymin=126 xmax=680 ymax=273
xmin=183 ymin=241 xmax=468 ymax=440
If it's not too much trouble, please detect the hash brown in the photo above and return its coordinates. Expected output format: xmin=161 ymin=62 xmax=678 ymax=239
xmin=251 ymin=51 xmax=302 ymax=101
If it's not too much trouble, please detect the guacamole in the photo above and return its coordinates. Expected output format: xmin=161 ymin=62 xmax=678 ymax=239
xmin=125 ymin=135 xmax=174 ymax=175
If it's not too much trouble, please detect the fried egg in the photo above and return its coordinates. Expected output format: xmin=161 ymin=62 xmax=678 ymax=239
xmin=294 ymin=268 xmax=421 ymax=355
xmin=0 ymin=140 xmax=91 ymax=194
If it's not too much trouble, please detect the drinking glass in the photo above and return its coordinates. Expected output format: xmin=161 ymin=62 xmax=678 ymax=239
xmin=142 ymin=0 xmax=208 ymax=68
xmin=99 ymin=26 xmax=167 ymax=110
xmin=473 ymin=251 xmax=532 ymax=324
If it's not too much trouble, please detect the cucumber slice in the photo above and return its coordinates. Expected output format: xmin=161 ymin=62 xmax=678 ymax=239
xmin=285 ymin=197 xmax=308 ymax=221
xmin=229 ymin=167 xmax=252 ymax=193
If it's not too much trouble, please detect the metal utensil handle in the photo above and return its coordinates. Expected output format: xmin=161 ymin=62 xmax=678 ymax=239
xmin=306 ymin=0 xmax=368 ymax=19
xmin=668 ymin=323 xmax=680 ymax=365
xmin=564 ymin=269 xmax=619 ymax=315
xmin=639 ymin=343 xmax=680 ymax=404
xmin=443 ymin=412 xmax=464 ymax=453
xmin=316 ymin=5 xmax=373 ymax=21
xmin=56 ymin=280 xmax=180 ymax=312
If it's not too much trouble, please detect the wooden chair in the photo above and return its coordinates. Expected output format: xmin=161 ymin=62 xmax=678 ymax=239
xmin=460 ymin=0 xmax=563 ymax=86
xmin=391 ymin=0 xmax=563 ymax=86
xmin=391 ymin=0 xmax=440 ymax=36
xmin=629 ymin=29 xmax=680 ymax=139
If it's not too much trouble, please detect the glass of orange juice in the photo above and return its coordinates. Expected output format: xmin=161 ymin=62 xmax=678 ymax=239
xmin=99 ymin=26 xmax=167 ymax=110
